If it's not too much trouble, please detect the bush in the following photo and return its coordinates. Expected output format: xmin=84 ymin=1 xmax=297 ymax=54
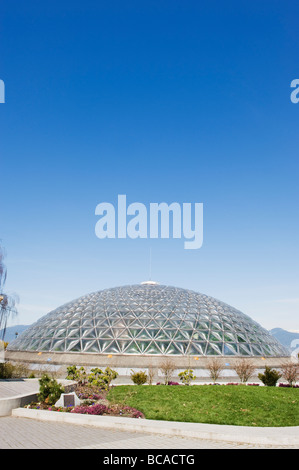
xmin=0 ymin=361 xmax=15 ymax=378
xmin=258 ymin=366 xmax=282 ymax=387
xmin=38 ymin=374 xmax=65 ymax=405
xmin=0 ymin=361 xmax=30 ymax=379
xmin=66 ymin=365 xmax=118 ymax=390
xmin=278 ymin=383 xmax=299 ymax=388
xmin=206 ymin=358 xmax=224 ymax=384
xmin=156 ymin=381 xmax=180 ymax=386
xmin=232 ymin=358 xmax=256 ymax=384
xmin=71 ymin=403 xmax=110 ymax=415
xmin=158 ymin=358 xmax=176 ymax=385
xmin=88 ymin=367 xmax=118 ymax=390
xmin=178 ymin=369 xmax=196 ymax=385
xmin=130 ymin=370 xmax=148 ymax=385
xmin=280 ymin=361 xmax=299 ymax=387
xmin=66 ymin=365 xmax=88 ymax=385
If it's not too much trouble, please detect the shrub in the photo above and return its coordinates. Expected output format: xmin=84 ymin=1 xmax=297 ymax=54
xmin=147 ymin=365 xmax=155 ymax=385
xmin=88 ymin=367 xmax=118 ymax=390
xmin=130 ymin=370 xmax=148 ymax=385
xmin=0 ymin=361 xmax=15 ymax=378
xmin=206 ymin=358 xmax=224 ymax=384
xmin=66 ymin=365 xmax=88 ymax=385
xmin=0 ymin=361 xmax=30 ymax=379
xmin=38 ymin=373 xmax=65 ymax=405
xmin=232 ymin=358 xmax=256 ymax=384
xmin=178 ymin=369 xmax=196 ymax=385
xmin=158 ymin=358 xmax=176 ymax=385
xmin=71 ymin=403 xmax=110 ymax=415
xmin=119 ymin=406 xmax=144 ymax=418
xmin=258 ymin=366 xmax=282 ymax=387
xmin=156 ymin=381 xmax=180 ymax=386
xmin=280 ymin=361 xmax=299 ymax=387
xmin=278 ymin=383 xmax=299 ymax=388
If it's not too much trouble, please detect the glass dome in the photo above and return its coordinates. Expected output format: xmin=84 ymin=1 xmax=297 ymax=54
xmin=7 ymin=283 xmax=288 ymax=357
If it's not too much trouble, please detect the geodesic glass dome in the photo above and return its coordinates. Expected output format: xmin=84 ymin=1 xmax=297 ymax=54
xmin=7 ymin=283 xmax=288 ymax=357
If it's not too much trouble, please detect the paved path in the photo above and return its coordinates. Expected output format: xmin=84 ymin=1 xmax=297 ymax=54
xmin=0 ymin=416 xmax=296 ymax=449
xmin=0 ymin=379 xmax=40 ymax=399
xmin=1 ymin=380 xmax=298 ymax=450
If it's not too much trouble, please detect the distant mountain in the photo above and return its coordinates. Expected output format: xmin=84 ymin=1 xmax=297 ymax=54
xmin=0 ymin=324 xmax=31 ymax=343
xmin=269 ymin=328 xmax=299 ymax=353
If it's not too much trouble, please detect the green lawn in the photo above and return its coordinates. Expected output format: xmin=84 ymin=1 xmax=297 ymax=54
xmin=107 ymin=385 xmax=299 ymax=427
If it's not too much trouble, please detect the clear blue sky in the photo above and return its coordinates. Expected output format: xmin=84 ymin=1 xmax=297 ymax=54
xmin=1 ymin=1 xmax=298 ymax=330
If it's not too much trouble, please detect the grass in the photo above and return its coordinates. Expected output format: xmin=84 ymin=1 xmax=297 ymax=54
xmin=107 ymin=385 xmax=299 ymax=427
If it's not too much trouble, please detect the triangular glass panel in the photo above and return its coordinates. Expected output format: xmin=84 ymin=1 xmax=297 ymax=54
xmin=186 ymin=343 xmax=202 ymax=356
xmin=251 ymin=344 xmax=263 ymax=355
xmin=154 ymin=330 xmax=171 ymax=340
xmin=192 ymin=341 xmax=206 ymax=355
xmin=124 ymin=342 xmax=141 ymax=354
xmin=144 ymin=342 xmax=160 ymax=354
xmin=137 ymin=341 xmax=151 ymax=353
xmin=66 ymin=339 xmax=81 ymax=352
xmin=206 ymin=344 xmax=220 ymax=355
xmin=173 ymin=342 xmax=188 ymax=354
xmin=82 ymin=339 xmax=98 ymax=352
xmin=28 ymin=339 xmax=41 ymax=350
xmin=145 ymin=329 xmax=160 ymax=339
xmin=38 ymin=339 xmax=52 ymax=351
xmin=117 ymin=339 xmax=132 ymax=353
xmin=54 ymin=328 xmax=67 ymax=338
xmin=239 ymin=344 xmax=252 ymax=356
xmin=81 ymin=319 xmax=94 ymax=328
xmin=237 ymin=334 xmax=247 ymax=343
xmin=82 ymin=328 xmax=97 ymax=338
xmin=209 ymin=331 xmax=223 ymax=342
xmin=95 ymin=318 xmax=111 ymax=328
xmin=99 ymin=340 xmax=113 ymax=352
xmin=104 ymin=341 xmax=120 ymax=354
xmin=136 ymin=329 xmax=150 ymax=340
xmin=51 ymin=339 xmax=65 ymax=352
xmin=224 ymin=343 xmax=238 ymax=355
xmin=192 ymin=331 xmax=207 ymax=341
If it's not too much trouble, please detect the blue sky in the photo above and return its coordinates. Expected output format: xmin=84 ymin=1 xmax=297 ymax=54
xmin=1 ymin=1 xmax=298 ymax=331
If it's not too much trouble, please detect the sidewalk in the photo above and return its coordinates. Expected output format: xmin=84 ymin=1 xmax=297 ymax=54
xmin=1 ymin=379 xmax=299 ymax=447
xmin=11 ymin=406 xmax=299 ymax=447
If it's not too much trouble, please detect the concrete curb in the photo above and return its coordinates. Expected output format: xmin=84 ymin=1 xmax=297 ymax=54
xmin=0 ymin=380 xmax=76 ymax=416
xmin=11 ymin=407 xmax=299 ymax=446
xmin=0 ymin=393 xmax=38 ymax=417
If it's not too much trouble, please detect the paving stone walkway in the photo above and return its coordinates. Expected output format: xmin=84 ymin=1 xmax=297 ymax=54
xmin=0 ymin=416 xmax=297 ymax=449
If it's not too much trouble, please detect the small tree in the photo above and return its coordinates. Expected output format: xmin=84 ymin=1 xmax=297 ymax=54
xmin=232 ymin=358 xmax=256 ymax=384
xmin=258 ymin=366 xmax=281 ymax=387
xmin=178 ymin=369 xmax=196 ymax=385
xmin=158 ymin=358 xmax=176 ymax=385
xmin=38 ymin=373 xmax=65 ymax=405
xmin=147 ymin=364 xmax=155 ymax=385
xmin=280 ymin=361 xmax=299 ymax=387
xmin=207 ymin=357 xmax=224 ymax=383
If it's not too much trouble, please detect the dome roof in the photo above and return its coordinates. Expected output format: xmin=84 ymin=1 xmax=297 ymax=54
xmin=7 ymin=283 xmax=288 ymax=357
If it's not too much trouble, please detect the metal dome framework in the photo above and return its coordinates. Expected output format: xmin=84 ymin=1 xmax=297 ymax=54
xmin=8 ymin=284 xmax=288 ymax=357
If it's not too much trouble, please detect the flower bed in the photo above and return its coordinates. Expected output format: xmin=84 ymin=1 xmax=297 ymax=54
xmin=25 ymin=400 xmax=144 ymax=418
xmin=24 ymin=382 xmax=144 ymax=418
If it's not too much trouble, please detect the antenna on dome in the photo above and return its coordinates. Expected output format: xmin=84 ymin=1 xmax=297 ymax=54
xmin=149 ymin=247 xmax=152 ymax=281
xmin=141 ymin=248 xmax=159 ymax=285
